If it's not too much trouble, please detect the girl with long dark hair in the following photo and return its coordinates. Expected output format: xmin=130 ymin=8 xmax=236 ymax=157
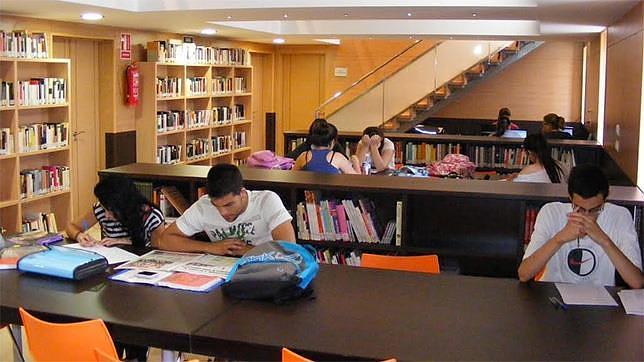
xmin=512 ymin=134 xmax=566 ymax=183
xmin=66 ymin=175 xmax=165 ymax=248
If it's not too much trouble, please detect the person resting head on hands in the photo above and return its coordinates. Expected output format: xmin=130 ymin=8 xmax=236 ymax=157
xmin=160 ymin=164 xmax=295 ymax=256
xmin=518 ymin=164 xmax=642 ymax=289
xmin=292 ymin=119 xmax=357 ymax=174
xmin=65 ymin=175 xmax=165 ymax=249
xmin=351 ymin=126 xmax=396 ymax=174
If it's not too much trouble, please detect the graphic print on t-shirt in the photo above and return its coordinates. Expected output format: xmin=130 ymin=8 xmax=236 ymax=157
xmin=567 ymin=248 xmax=597 ymax=277
xmin=209 ymin=222 xmax=256 ymax=243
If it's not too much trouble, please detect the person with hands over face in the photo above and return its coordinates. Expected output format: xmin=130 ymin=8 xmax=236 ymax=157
xmin=66 ymin=175 xmax=165 ymax=249
xmin=160 ymin=164 xmax=295 ymax=256
xmin=518 ymin=164 xmax=642 ymax=288
xmin=351 ymin=126 xmax=396 ymax=174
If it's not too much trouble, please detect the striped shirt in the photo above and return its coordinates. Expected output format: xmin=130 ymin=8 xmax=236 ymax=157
xmin=93 ymin=202 xmax=165 ymax=247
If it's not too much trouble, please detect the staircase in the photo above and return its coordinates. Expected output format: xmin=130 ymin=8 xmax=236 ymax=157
xmin=322 ymin=40 xmax=544 ymax=133
xmin=384 ymin=41 xmax=544 ymax=132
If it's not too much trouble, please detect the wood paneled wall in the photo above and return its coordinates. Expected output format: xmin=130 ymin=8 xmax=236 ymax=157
xmin=604 ymin=2 xmax=643 ymax=184
xmin=584 ymin=36 xmax=601 ymax=136
xmin=433 ymin=41 xmax=584 ymax=123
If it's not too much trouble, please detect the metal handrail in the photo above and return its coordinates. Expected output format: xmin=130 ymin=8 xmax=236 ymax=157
xmin=314 ymin=39 xmax=427 ymax=119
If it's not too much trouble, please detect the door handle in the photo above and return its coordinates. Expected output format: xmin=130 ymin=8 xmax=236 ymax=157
xmin=72 ymin=131 xmax=86 ymax=141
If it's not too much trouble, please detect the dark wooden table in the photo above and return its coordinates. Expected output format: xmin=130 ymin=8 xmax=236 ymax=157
xmin=1 ymin=265 xmax=641 ymax=361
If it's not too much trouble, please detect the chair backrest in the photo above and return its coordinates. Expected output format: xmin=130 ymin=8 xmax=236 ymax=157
xmin=361 ymin=254 xmax=440 ymax=274
xmin=282 ymin=347 xmax=314 ymax=362
xmin=94 ymin=348 xmax=120 ymax=362
xmin=19 ymin=307 xmax=119 ymax=362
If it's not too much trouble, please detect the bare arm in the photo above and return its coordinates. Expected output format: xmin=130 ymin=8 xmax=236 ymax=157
xmin=272 ymin=220 xmax=296 ymax=242
xmin=334 ymin=155 xmax=359 ymax=174
xmin=159 ymin=222 xmax=247 ymax=255
xmin=371 ymin=146 xmax=394 ymax=172
xmin=149 ymin=225 xmax=165 ymax=248
xmin=518 ymin=236 xmax=565 ymax=282
xmin=292 ymin=152 xmax=308 ymax=171
xmin=65 ymin=209 xmax=99 ymax=246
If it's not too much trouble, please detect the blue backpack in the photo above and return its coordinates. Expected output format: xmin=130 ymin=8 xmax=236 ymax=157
xmin=222 ymin=241 xmax=319 ymax=303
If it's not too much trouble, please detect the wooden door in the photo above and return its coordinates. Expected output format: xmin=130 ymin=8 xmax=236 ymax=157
xmin=282 ymin=54 xmax=325 ymax=132
xmin=54 ymin=38 xmax=101 ymax=220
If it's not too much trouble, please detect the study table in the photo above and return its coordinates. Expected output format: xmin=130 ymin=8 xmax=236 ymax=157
xmin=1 ymin=265 xmax=641 ymax=361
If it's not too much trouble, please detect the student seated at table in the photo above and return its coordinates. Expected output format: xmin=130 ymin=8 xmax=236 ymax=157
xmin=292 ymin=120 xmax=357 ymax=174
xmin=518 ymin=165 xmax=642 ymax=288
xmin=66 ymin=175 xmax=165 ymax=248
xmin=542 ymin=113 xmax=573 ymax=139
xmin=510 ymin=134 xmax=567 ymax=183
xmin=350 ymin=126 xmax=396 ymax=174
xmin=286 ymin=118 xmax=346 ymax=160
xmin=160 ymin=164 xmax=295 ymax=256
xmin=492 ymin=107 xmax=519 ymax=130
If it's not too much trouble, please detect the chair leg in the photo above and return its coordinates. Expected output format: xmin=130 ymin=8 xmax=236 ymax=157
xmin=7 ymin=324 xmax=25 ymax=362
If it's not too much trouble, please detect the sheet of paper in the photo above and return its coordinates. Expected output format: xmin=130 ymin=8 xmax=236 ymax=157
xmin=115 ymin=250 xmax=201 ymax=271
xmin=172 ymin=254 xmax=237 ymax=278
xmin=617 ymin=289 xmax=644 ymax=316
xmin=555 ymin=283 xmax=618 ymax=306
xmin=63 ymin=243 xmax=138 ymax=265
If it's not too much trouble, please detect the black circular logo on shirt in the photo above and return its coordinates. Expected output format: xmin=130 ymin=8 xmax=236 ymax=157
xmin=567 ymin=248 xmax=597 ymax=276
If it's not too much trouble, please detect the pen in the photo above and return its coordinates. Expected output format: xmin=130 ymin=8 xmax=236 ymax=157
xmin=549 ymin=296 xmax=568 ymax=311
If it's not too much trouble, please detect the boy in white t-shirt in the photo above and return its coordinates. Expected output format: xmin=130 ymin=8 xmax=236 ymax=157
xmin=160 ymin=164 xmax=295 ymax=256
xmin=518 ymin=165 xmax=642 ymax=288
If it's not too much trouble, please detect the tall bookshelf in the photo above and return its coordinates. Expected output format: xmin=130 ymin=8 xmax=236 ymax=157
xmin=135 ymin=61 xmax=253 ymax=167
xmin=0 ymin=57 xmax=71 ymax=233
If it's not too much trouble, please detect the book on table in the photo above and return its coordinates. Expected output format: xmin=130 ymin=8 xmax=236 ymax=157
xmin=110 ymin=250 xmax=238 ymax=292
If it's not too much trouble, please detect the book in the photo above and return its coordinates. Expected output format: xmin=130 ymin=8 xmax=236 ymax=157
xmin=110 ymin=269 xmax=223 ymax=292
xmin=0 ymin=243 xmax=47 ymax=269
xmin=8 ymin=230 xmax=63 ymax=246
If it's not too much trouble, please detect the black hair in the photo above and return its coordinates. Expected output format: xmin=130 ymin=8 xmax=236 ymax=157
xmin=94 ymin=175 xmax=154 ymax=248
xmin=494 ymin=117 xmax=510 ymax=137
xmin=308 ymin=118 xmax=327 ymax=135
xmin=523 ymin=134 xmax=563 ymax=183
xmin=498 ymin=107 xmax=511 ymax=119
xmin=543 ymin=113 xmax=562 ymax=130
xmin=308 ymin=119 xmax=335 ymax=147
xmin=568 ymin=164 xmax=609 ymax=199
xmin=207 ymin=164 xmax=243 ymax=198
xmin=362 ymin=126 xmax=385 ymax=153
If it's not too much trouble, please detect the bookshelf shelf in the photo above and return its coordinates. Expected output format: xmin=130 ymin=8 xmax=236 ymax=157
xmin=299 ymin=240 xmax=400 ymax=252
xmin=0 ymin=58 xmax=72 ymax=233
xmin=136 ymin=57 xmax=252 ymax=167
xmin=233 ymin=120 xmax=252 ymax=126
xmin=233 ymin=147 xmax=251 ymax=153
xmin=20 ymin=189 xmax=70 ymax=204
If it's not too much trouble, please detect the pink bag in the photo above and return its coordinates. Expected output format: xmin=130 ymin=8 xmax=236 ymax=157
xmin=247 ymin=150 xmax=294 ymax=170
xmin=428 ymin=153 xmax=476 ymax=178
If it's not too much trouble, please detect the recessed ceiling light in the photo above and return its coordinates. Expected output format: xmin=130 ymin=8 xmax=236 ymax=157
xmin=344 ymin=13 xmax=349 ymax=17
xmin=273 ymin=38 xmax=286 ymax=44
xmin=226 ymin=15 xmax=233 ymax=19
xmin=409 ymin=35 xmax=413 ymax=39
xmin=80 ymin=12 xmax=103 ymax=21
xmin=473 ymin=45 xmax=483 ymax=55
xmin=407 ymin=13 xmax=412 ymax=17
xmin=472 ymin=12 xmax=478 ymax=17
xmin=283 ymin=14 xmax=288 ymax=19
xmin=201 ymin=28 xmax=217 ymax=35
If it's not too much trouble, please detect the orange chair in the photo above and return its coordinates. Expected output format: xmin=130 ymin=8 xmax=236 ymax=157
xmin=361 ymin=254 xmax=440 ymax=274
xmin=282 ymin=348 xmax=314 ymax=362
xmin=19 ymin=307 xmax=119 ymax=362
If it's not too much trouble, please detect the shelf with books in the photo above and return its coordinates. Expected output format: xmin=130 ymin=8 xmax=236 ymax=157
xmin=99 ymin=164 xmax=644 ymax=277
xmin=0 ymin=57 xmax=71 ymax=234
xmin=136 ymin=58 xmax=252 ymax=167
xmin=0 ymin=30 xmax=49 ymax=59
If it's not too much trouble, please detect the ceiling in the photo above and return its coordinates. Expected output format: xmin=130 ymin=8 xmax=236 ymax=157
xmin=0 ymin=0 xmax=639 ymax=44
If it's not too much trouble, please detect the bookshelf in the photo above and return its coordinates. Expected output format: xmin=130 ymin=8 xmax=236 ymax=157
xmin=99 ymin=163 xmax=644 ymax=277
xmin=0 ymin=57 xmax=71 ymax=234
xmin=284 ymin=130 xmax=603 ymax=174
xmin=135 ymin=60 xmax=253 ymax=167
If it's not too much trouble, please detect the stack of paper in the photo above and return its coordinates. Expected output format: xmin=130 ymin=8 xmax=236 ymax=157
xmin=555 ymin=283 xmax=618 ymax=306
xmin=617 ymin=289 xmax=644 ymax=316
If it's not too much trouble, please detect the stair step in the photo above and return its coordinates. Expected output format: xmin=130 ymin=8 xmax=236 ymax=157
xmin=487 ymin=52 xmax=503 ymax=65
xmin=466 ymin=63 xmax=486 ymax=76
xmin=414 ymin=97 xmax=432 ymax=110
xmin=449 ymin=74 xmax=467 ymax=87
xmin=397 ymin=109 xmax=414 ymax=119
xmin=502 ymin=42 xmax=520 ymax=53
xmin=432 ymin=86 xmax=450 ymax=98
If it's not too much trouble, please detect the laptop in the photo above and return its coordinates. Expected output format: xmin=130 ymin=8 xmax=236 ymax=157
xmin=501 ymin=129 xmax=527 ymax=138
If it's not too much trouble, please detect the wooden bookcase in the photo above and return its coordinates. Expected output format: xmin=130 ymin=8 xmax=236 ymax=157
xmin=284 ymin=130 xmax=603 ymax=173
xmin=99 ymin=163 xmax=644 ymax=277
xmin=0 ymin=57 xmax=71 ymax=233
xmin=135 ymin=61 xmax=253 ymax=167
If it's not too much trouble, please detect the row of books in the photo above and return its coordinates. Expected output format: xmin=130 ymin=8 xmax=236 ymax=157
xmin=156 ymin=111 xmax=184 ymax=132
xmin=17 ymin=78 xmax=67 ymax=106
xmin=156 ymin=77 xmax=182 ymax=98
xmin=523 ymin=207 xmax=539 ymax=247
xmin=0 ymin=128 xmax=13 ymax=155
xmin=157 ymin=145 xmax=182 ymax=164
xmin=20 ymin=165 xmax=70 ymax=199
xmin=233 ymin=131 xmax=247 ymax=149
xmin=186 ymin=77 xmax=207 ymax=96
xmin=315 ymin=248 xmax=361 ymax=266
xmin=296 ymin=191 xmax=393 ymax=244
xmin=213 ymin=77 xmax=248 ymax=95
xmin=21 ymin=212 xmax=58 ymax=234
xmin=213 ymin=135 xmax=233 ymax=154
xmin=147 ymin=40 xmax=250 ymax=65
xmin=398 ymin=142 xmax=462 ymax=165
xmin=17 ymin=123 xmax=68 ymax=153
xmin=187 ymin=110 xmax=211 ymax=128
xmin=186 ymin=138 xmax=210 ymax=160
xmin=0 ymin=30 xmax=48 ymax=58
xmin=1 ymin=80 xmax=14 ymax=106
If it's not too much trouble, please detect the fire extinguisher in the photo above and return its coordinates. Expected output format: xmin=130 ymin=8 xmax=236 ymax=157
xmin=125 ymin=63 xmax=139 ymax=106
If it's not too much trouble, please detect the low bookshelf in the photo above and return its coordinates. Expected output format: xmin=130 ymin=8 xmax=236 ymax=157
xmin=99 ymin=163 xmax=644 ymax=277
